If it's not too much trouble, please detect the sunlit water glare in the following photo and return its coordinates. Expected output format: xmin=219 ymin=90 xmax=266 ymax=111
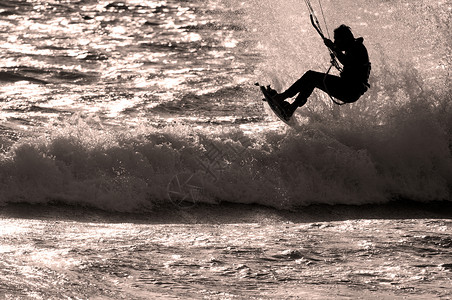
xmin=1 ymin=214 xmax=451 ymax=299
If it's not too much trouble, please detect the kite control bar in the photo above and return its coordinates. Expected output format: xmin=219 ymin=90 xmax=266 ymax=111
xmin=310 ymin=14 xmax=325 ymax=40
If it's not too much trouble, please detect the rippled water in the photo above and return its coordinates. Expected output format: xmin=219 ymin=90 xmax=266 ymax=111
xmin=1 ymin=214 xmax=451 ymax=299
xmin=0 ymin=0 xmax=262 ymax=132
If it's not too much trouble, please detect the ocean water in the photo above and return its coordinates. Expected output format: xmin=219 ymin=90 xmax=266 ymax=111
xmin=1 ymin=213 xmax=451 ymax=299
xmin=0 ymin=0 xmax=451 ymax=212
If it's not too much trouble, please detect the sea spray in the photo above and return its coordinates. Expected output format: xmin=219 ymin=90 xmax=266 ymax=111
xmin=1 ymin=77 xmax=450 ymax=212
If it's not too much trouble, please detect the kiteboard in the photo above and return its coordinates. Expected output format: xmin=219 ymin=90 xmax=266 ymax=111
xmin=256 ymin=83 xmax=294 ymax=126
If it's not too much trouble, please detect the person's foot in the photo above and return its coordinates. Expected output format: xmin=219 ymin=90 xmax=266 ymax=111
xmin=265 ymin=86 xmax=278 ymax=97
xmin=280 ymin=101 xmax=291 ymax=110
xmin=272 ymin=93 xmax=286 ymax=103
xmin=282 ymin=102 xmax=297 ymax=119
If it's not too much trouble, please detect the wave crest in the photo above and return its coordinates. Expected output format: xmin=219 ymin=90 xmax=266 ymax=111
xmin=1 ymin=83 xmax=451 ymax=212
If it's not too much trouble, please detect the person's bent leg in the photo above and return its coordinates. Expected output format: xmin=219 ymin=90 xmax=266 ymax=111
xmin=274 ymin=70 xmax=327 ymax=117
xmin=274 ymin=71 xmax=361 ymax=118
xmin=318 ymin=75 xmax=363 ymax=103
xmin=276 ymin=70 xmax=324 ymax=102
xmin=288 ymin=70 xmax=327 ymax=108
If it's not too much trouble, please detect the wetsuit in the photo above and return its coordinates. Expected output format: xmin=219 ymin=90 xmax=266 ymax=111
xmin=283 ymin=37 xmax=371 ymax=107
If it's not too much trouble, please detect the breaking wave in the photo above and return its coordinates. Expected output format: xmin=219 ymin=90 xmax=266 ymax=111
xmin=1 ymin=66 xmax=450 ymax=212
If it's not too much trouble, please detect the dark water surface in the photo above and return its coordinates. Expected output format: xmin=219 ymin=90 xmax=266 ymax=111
xmin=1 ymin=203 xmax=451 ymax=299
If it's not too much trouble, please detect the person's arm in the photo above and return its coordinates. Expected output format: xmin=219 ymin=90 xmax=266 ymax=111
xmin=323 ymin=38 xmax=348 ymax=65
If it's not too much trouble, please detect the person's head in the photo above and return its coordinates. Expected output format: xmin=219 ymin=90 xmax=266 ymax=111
xmin=334 ymin=25 xmax=354 ymax=50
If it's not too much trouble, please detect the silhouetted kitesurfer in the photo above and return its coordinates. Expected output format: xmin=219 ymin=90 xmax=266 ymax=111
xmin=270 ymin=25 xmax=371 ymax=118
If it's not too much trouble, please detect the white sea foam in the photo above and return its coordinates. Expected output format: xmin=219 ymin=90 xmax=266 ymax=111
xmin=1 ymin=77 xmax=450 ymax=212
